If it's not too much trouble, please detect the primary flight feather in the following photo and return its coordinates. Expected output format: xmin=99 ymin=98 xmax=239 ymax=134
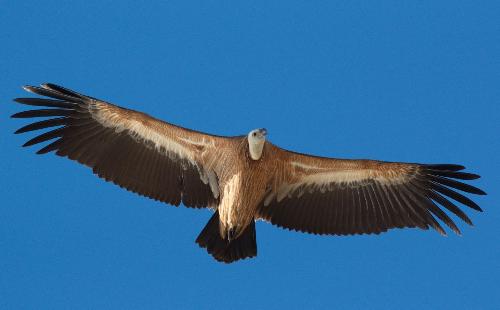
xmin=11 ymin=83 xmax=486 ymax=263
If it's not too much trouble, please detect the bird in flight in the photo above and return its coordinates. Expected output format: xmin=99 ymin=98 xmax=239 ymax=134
xmin=11 ymin=83 xmax=486 ymax=263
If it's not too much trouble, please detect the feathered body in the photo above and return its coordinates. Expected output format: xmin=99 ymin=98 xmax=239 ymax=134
xmin=217 ymin=141 xmax=272 ymax=239
xmin=11 ymin=83 xmax=486 ymax=263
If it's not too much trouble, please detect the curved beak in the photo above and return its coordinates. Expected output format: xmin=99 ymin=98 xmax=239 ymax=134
xmin=259 ymin=128 xmax=267 ymax=136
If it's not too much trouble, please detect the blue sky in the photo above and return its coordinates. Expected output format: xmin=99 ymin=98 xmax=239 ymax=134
xmin=1 ymin=1 xmax=499 ymax=309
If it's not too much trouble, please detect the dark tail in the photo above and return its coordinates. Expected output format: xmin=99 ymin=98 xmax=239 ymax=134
xmin=195 ymin=211 xmax=257 ymax=263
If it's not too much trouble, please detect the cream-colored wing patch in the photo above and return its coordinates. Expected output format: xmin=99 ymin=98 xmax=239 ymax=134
xmin=266 ymin=163 xmax=414 ymax=205
xmin=90 ymin=101 xmax=221 ymax=199
xmin=91 ymin=103 xmax=194 ymax=162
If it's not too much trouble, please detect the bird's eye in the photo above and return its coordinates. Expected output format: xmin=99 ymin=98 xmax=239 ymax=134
xmin=252 ymin=132 xmax=257 ymax=137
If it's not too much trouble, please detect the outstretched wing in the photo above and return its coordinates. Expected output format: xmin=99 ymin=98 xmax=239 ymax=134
xmin=12 ymin=83 xmax=234 ymax=209
xmin=257 ymin=148 xmax=485 ymax=236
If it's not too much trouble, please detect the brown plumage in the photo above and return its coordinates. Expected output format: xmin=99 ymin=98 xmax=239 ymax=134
xmin=11 ymin=83 xmax=486 ymax=263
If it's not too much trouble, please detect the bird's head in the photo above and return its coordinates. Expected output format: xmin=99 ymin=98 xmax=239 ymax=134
xmin=247 ymin=128 xmax=267 ymax=160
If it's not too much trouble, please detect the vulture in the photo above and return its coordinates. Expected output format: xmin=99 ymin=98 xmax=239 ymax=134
xmin=11 ymin=83 xmax=486 ymax=263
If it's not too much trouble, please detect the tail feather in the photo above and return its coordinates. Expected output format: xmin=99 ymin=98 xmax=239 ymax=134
xmin=196 ymin=211 xmax=257 ymax=263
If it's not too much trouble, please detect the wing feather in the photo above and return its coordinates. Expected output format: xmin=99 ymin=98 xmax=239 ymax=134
xmin=257 ymin=147 xmax=485 ymax=236
xmin=12 ymin=83 xmax=234 ymax=209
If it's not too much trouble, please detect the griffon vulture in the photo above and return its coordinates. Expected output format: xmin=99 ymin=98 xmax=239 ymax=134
xmin=11 ymin=83 xmax=486 ymax=263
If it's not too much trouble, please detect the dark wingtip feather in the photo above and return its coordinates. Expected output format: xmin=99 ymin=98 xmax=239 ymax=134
xmin=430 ymin=182 xmax=483 ymax=212
xmin=425 ymin=169 xmax=481 ymax=180
xmin=14 ymin=118 xmax=66 ymax=134
xmin=424 ymin=164 xmax=466 ymax=171
xmin=22 ymin=128 xmax=64 ymax=147
xmin=14 ymin=127 xmax=28 ymax=134
xmin=22 ymin=85 xmax=37 ymax=93
xmin=36 ymin=139 xmax=63 ymax=154
xmin=427 ymin=190 xmax=474 ymax=226
xmin=13 ymin=98 xmax=76 ymax=109
xmin=476 ymin=189 xmax=487 ymax=195
xmin=19 ymin=85 xmax=82 ymax=102
xmin=41 ymin=83 xmax=61 ymax=89
xmin=435 ymin=224 xmax=447 ymax=236
xmin=41 ymin=83 xmax=67 ymax=91
xmin=428 ymin=175 xmax=487 ymax=196
xmin=11 ymin=109 xmax=71 ymax=119
xmin=469 ymin=174 xmax=481 ymax=180
xmin=13 ymin=98 xmax=28 ymax=104
xmin=461 ymin=173 xmax=481 ymax=180
xmin=451 ymin=225 xmax=461 ymax=236
xmin=41 ymin=83 xmax=85 ymax=99
xmin=11 ymin=111 xmax=26 ymax=118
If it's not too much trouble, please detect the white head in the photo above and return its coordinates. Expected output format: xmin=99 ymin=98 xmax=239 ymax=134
xmin=247 ymin=128 xmax=267 ymax=160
